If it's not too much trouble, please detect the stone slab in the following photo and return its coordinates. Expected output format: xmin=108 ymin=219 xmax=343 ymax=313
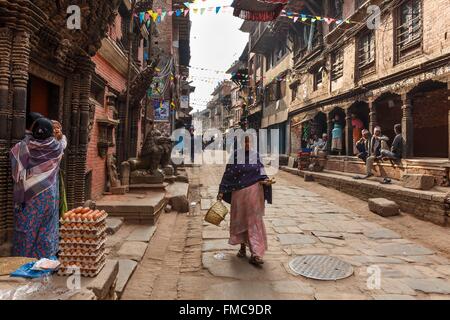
xmin=376 ymin=243 xmax=434 ymax=256
xmin=365 ymin=229 xmax=401 ymax=240
xmin=277 ymin=234 xmax=316 ymax=245
xmin=368 ymin=198 xmax=400 ymax=217
xmin=106 ymin=217 xmax=124 ymax=235
xmin=117 ymin=241 xmax=148 ymax=262
xmin=126 ymin=225 xmax=156 ymax=242
xmin=87 ymin=259 xmax=119 ymax=300
xmin=202 ymin=230 xmax=229 ymax=240
xmin=204 ymin=280 xmax=314 ymax=300
xmin=402 ymin=174 xmax=435 ymax=190
xmin=115 ymin=259 xmax=138 ymax=298
xmin=202 ymin=239 xmax=236 ymax=252
xmin=202 ymin=253 xmax=287 ymax=281
xmin=403 ymin=278 xmax=450 ymax=294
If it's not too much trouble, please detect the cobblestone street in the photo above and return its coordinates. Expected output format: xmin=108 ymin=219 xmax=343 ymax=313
xmin=122 ymin=162 xmax=450 ymax=300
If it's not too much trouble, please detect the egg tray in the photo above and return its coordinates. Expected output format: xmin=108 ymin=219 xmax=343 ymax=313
xmin=60 ymin=225 xmax=107 ymax=239
xmin=57 ymin=260 xmax=106 ymax=278
xmin=59 ymin=245 xmax=105 ymax=257
xmin=60 ymin=221 xmax=106 ymax=232
xmin=59 ymin=251 xmax=105 ymax=264
xmin=60 ymin=256 xmax=106 ymax=270
xmin=59 ymin=237 xmax=106 ymax=250
xmin=59 ymin=212 xmax=108 ymax=225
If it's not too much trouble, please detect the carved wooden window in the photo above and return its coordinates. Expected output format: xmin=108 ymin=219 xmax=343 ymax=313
xmin=358 ymin=30 xmax=375 ymax=69
xmin=331 ymin=49 xmax=344 ymax=80
xmin=313 ymin=67 xmax=323 ymax=91
xmin=396 ymin=0 xmax=422 ymax=61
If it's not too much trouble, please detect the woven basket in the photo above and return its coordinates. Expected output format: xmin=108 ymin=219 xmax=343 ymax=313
xmin=205 ymin=201 xmax=229 ymax=226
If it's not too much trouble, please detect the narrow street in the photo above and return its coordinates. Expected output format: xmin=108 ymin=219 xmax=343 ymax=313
xmin=122 ymin=161 xmax=450 ymax=300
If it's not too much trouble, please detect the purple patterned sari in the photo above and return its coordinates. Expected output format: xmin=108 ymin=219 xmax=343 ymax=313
xmin=10 ymin=136 xmax=65 ymax=258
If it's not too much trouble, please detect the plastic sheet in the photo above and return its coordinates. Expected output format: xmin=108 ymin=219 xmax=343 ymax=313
xmin=0 ymin=275 xmax=54 ymax=300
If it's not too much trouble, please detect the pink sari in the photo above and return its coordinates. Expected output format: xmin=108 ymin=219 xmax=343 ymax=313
xmin=229 ymin=182 xmax=268 ymax=257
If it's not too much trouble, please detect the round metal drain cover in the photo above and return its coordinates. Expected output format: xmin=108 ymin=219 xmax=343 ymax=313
xmin=289 ymin=255 xmax=353 ymax=281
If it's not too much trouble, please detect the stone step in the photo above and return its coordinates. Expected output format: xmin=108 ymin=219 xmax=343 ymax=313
xmin=126 ymin=225 xmax=157 ymax=243
xmin=115 ymin=259 xmax=138 ymax=299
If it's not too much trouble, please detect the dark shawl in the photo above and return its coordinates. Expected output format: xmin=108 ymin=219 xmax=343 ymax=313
xmin=219 ymin=149 xmax=272 ymax=205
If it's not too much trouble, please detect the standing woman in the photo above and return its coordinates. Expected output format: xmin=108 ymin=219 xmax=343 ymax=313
xmin=217 ymin=137 xmax=273 ymax=266
xmin=10 ymin=118 xmax=67 ymax=258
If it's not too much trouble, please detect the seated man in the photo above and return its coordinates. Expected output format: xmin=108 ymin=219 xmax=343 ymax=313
xmin=313 ymin=133 xmax=328 ymax=157
xmin=381 ymin=124 xmax=403 ymax=161
xmin=365 ymin=126 xmax=389 ymax=179
xmin=355 ymin=129 xmax=370 ymax=163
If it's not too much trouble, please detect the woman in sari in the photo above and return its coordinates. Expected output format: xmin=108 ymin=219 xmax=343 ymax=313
xmin=10 ymin=118 xmax=67 ymax=259
xmin=217 ymin=137 xmax=273 ymax=266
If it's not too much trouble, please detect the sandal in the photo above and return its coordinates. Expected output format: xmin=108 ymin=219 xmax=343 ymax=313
xmin=237 ymin=246 xmax=246 ymax=258
xmin=249 ymin=256 xmax=264 ymax=266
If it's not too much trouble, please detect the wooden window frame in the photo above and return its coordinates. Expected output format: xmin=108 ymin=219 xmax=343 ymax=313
xmin=395 ymin=0 xmax=423 ymax=63
xmin=331 ymin=49 xmax=344 ymax=81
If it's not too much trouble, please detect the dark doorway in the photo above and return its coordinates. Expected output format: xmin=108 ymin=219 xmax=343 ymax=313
xmin=410 ymin=81 xmax=449 ymax=158
xmin=27 ymin=75 xmax=60 ymax=121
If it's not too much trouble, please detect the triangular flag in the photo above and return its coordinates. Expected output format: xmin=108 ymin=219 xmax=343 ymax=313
xmin=183 ymin=2 xmax=190 ymax=8
xmin=311 ymin=18 xmax=316 ymax=22
xmin=157 ymin=8 xmax=162 ymax=15
xmin=168 ymin=10 xmax=173 ymax=16
xmin=157 ymin=15 xmax=161 ymax=23
xmin=293 ymin=17 xmax=298 ymax=23
xmin=336 ymin=20 xmax=343 ymax=25
xmin=176 ymin=9 xmax=181 ymax=16
xmin=301 ymin=14 xmax=307 ymax=21
xmin=184 ymin=9 xmax=189 ymax=16
xmin=200 ymin=8 xmax=206 ymax=15
xmin=139 ymin=12 xmax=145 ymax=23
xmin=345 ymin=19 xmax=351 ymax=24
xmin=216 ymin=6 xmax=221 ymax=14
xmin=315 ymin=16 xmax=322 ymax=21
xmin=162 ymin=11 xmax=167 ymax=19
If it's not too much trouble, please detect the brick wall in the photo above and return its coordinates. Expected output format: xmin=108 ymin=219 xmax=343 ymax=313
xmin=86 ymin=104 xmax=116 ymax=200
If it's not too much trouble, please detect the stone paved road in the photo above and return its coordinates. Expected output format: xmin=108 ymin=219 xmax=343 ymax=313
xmin=123 ymin=162 xmax=450 ymax=300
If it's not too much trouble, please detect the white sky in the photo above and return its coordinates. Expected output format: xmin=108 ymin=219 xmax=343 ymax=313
xmin=188 ymin=0 xmax=248 ymax=112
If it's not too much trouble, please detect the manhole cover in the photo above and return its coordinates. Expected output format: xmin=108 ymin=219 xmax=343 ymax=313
xmin=289 ymin=255 xmax=353 ymax=280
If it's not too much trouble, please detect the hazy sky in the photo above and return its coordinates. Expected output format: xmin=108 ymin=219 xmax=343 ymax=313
xmin=188 ymin=0 xmax=248 ymax=112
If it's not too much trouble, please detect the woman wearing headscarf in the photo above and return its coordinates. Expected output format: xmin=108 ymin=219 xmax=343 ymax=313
xmin=217 ymin=137 xmax=273 ymax=266
xmin=10 ymin=118 xmax=67 ymax=258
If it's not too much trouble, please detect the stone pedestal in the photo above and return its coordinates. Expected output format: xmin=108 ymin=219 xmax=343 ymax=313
xmin=130 ymin=169 xmax=164 ymax=185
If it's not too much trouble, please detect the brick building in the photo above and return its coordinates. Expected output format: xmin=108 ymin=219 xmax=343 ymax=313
xmin=286 ymin=0 xmax=449 ymax=185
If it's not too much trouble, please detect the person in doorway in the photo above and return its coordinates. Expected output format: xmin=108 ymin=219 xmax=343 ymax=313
xmin=381 ymin=124 xmax=403 ymax=161
xmin=10 ymin=117 xmax=67 ymax=258
xmin=217 ymin=136 xmax=273 ymax=266
xmin=363 ymin=126 xmax=389 ymax=179
xmin=351 ymin=113 xmax=364 ymax=154
xmin=355 ymin=129 xmax=370 ymax=163
xmin=331 ymin=115 xmax=343 ymax=154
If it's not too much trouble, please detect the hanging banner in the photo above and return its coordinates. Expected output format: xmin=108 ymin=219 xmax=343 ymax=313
xmin=154 ymin=100 xmax=170 ymax=121
xmin=180 ymin=96 xmax=189 ymax=109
